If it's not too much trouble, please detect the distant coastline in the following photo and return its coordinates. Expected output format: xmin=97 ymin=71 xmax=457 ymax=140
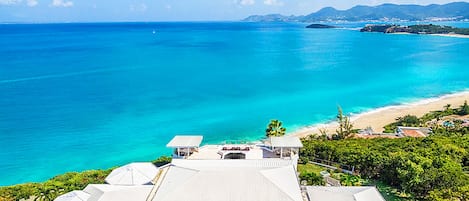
xmin=360 ymin=24 xmax=469 ymax=38
xmin=243 ymin=2 xmax=469 ymax=22
xmin=290 ymin=90 xmax=469 ymax=138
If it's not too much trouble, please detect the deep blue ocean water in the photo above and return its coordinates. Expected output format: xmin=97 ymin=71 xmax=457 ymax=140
xmin=1 ymin=22 xmax=469 ymax=186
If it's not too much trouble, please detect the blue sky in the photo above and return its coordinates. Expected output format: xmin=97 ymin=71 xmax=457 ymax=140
xmin=0 ymin=0 xmax=466 ymax=22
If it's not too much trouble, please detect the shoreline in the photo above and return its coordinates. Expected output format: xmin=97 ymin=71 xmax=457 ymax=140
xmin=430 ymin=33 xmax=469 ymax=38
xmin=1 ymin=92 xmax=468 ymax=187
xmin=290 ymin=90 xmax=469 ymax=138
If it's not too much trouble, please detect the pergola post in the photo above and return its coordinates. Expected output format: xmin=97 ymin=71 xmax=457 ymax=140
xmin=269 ymin=136 xmax=303 ymax=159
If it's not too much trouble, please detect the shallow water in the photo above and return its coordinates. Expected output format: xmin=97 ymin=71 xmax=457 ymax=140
xmin=1 ymin=22 xmax=468 ymax=185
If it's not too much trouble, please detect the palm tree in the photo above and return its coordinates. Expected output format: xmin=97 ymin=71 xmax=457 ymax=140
xmin=444 ymin=104 xmax=451 ymax=111
xmin=34 ymin=184 xmax=60 ymax=201
xmin=265 ymin=119 xmax=286 ymax=137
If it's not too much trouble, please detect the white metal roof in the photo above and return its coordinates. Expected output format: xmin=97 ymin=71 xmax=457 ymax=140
xmin=105 ymin=162 xmax=159 ymax=185
xmin=54 ymin=190 xmax=90 ymax=201
xmin=305 ymin=186 xmax=386 ymax=201
xmin=84 ymin=184 xmax=152 ymax=201
xmin=166 ymin=135 xmax=203 ymax=148
xmin=270 ymin=137 xmax=303 ymax=148
xmin=152 ymin=159 xmax=303 ymax=201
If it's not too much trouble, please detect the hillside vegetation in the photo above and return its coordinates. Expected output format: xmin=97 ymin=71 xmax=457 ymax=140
xmin=300 ymin=104 xmax=469 ymax=200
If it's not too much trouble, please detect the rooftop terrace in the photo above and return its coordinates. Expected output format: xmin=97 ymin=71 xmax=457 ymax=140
xmin=167 ymin=135 xmax=302 ymax=160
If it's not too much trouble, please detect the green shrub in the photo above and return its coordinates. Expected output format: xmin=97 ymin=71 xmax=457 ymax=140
xmin=299 ymin=172 xmax=325 ymax=185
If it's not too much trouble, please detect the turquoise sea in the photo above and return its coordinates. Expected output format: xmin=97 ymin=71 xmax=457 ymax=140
xmin=1 ymin=22 xmax=469 ymax=186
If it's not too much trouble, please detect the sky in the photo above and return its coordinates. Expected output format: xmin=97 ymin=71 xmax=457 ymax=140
xmin=0 ymin=0 xmax=467 ymax=22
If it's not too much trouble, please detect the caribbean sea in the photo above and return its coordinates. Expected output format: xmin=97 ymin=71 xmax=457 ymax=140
xmin=1 ymin=22 xmax=468 ymax=185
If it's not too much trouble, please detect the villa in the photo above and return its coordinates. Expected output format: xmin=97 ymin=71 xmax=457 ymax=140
xmin=55 ymin=135 xmax=386 ymax=201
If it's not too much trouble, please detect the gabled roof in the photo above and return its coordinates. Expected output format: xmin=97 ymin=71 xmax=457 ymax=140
xmin=84 ymin=184 xmax=152 ymax=201
xmin=401 ymin=129 xmax=426 ymax=137
xmin=397 ymin=126 xmax=429 ymax=137
xmin=152 ymin=159 xmax=303 ymax=201
xmin=260 ymin=166 xmax=303 ymax=201
xmin=54 ymin=190 xmax=90 ymax=201
xmin=270 ymin=136 xmax=303 ymax=148
xmin=305 ymin=186 xmax=386 ymax=201
xmin=166 ymin=135 xmax=203 ymax=148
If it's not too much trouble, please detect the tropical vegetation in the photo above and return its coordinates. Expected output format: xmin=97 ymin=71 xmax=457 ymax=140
xmin=301 ymin=102 xmax=469 ymax=200
xmin=384 ymin=101 xmax=469 ymax=133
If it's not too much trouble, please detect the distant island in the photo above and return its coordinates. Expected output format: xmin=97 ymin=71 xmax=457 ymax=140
xmin=243 ymin=2 xmax=469 ymax=22
xmin=360 ymin=24 xmax=469 ymax=36
xmin=305 ymin=24 xmax=338 ymax=29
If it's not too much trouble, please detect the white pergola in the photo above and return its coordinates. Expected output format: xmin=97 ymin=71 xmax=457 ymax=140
xmin=166 ymin=135 xmax=203 ymax=158
xmin=269 ymin=137 xmax=303 ymax=158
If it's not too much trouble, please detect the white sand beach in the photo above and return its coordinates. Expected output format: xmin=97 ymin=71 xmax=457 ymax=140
xmin=431 ymin=34 xmax=469 ymax=39
xmin=290 ymin=91 xmax=469 ymax=138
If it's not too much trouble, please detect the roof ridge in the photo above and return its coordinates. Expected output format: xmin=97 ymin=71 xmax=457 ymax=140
xmin=152 ymin=165 xmax=200 ymax=201
xmin=259 ymin=166 xmax=300 ymax=201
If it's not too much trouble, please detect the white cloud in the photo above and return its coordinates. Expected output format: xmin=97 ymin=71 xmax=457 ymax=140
xmin=130 ymin=3 xmax=147 ymax=12
xmin=26 ymin=0 xmax=37 ymax=7
xmin=0 ymin=0 xmax=22 ymax=5
xmin=237 ymin=0 xmax=255 ymax=6
xmin=51 ymin=0 xmax=73 ymax=7
xmin=263 ymin=0 xmax=283 ymax=6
